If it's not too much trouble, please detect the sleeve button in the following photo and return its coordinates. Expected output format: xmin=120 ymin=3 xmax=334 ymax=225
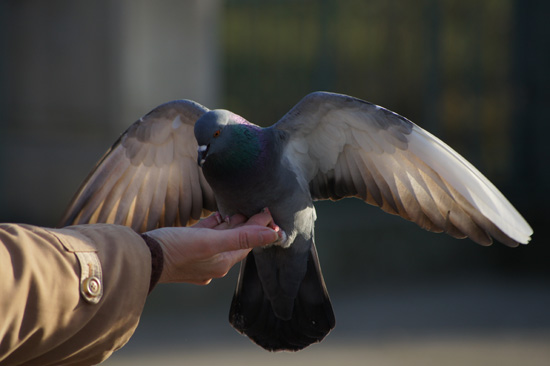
xmin=82 ymin=276 xmax=102 ymax=299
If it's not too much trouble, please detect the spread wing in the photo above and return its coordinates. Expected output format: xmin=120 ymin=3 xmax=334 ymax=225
xmin=275 ymin=92 xmax=532 ymax=247
xmin=59 ymin=100 xmax=217 ymax=233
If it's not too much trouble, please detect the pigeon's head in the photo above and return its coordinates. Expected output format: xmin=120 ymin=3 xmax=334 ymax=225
xmin=194 ymin=109 xmax=253 ymax=167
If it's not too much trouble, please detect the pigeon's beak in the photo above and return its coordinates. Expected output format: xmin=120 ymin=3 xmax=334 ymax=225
xmin=197 ymin=145 xmax=209 ymax=167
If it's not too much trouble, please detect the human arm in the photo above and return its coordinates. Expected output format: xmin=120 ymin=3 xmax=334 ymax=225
xmin=0 ymin=223 xmax=150 ymax=366
xmin=0 ymin=212 xmax=277 ymax=366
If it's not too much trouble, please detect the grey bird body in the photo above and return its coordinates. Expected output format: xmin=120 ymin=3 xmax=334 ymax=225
xmin=60 ymin=92 xmax=533 ymax=351
xmin=194 ymin=112 xmax=334 ymax=348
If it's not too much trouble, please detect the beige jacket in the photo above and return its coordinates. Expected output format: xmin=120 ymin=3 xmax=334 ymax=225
xmin=0 ymin=223 xmax=152 ymax=365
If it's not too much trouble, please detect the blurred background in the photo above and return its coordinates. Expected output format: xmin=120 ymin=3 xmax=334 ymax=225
xmin=1 ymin=0 xmax=549 ymax=365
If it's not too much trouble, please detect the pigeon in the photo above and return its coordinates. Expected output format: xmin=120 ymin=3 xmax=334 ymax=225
xmin=60 ymin=91 xmax=533 ymax=351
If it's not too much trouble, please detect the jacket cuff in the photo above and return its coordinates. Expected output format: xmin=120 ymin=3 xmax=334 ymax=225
xmin=141 ymin=234 xmax=164 ymax=293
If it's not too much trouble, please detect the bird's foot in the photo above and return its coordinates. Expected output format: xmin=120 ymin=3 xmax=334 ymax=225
xmin=213 ymin=212 xmax=223 ymax=225
xmin=260 ymin=207 xmax=290 ymax=248
xmin=267 ymin=223 xmax=290 ymax=248
xmin=213 ymin=211 xmax=233 ymax=226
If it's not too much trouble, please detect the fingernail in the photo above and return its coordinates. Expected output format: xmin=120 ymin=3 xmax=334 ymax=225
xmin=224 ymin=216 xmax=231 ymax=225
xmin=262 ymin=207 xmax=270 ymax=214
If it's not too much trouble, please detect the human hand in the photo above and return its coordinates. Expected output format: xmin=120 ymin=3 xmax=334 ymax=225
xmin=145 ymin=210 xmax=280 ymax=285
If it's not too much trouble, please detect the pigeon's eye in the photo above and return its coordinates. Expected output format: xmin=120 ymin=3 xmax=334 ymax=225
xmin=213 ymin=130 xmax=221 ymax=138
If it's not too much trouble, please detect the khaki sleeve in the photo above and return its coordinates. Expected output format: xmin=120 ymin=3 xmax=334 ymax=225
xmin=0 ymin=223 xmax=152 ymax=366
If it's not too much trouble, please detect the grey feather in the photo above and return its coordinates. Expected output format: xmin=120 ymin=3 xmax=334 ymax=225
xmin=59 ymin=99 xmax=216 ymax=230
xmin=275 ymin=92 xmax=532 ymax=246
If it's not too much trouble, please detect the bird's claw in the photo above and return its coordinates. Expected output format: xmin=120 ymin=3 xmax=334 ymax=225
xmin=261 ymin=207 xmax=290 ymax=248
xmin=213 ymin=211 xmax=231 ymax=225
xmin=214 ymin=212 xmax=223 ymax=225
xmin=267 ymin=223 xmax=290 ymax=248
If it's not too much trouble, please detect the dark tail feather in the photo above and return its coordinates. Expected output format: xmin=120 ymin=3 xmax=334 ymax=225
xmin=229 ymin=244 xmax=335 ymax=351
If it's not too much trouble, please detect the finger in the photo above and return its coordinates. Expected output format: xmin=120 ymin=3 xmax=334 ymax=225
xmin=225 ymin=213 xmax=247 ymax=228
xmin=205 ymin=225 xmax=278 ymax=254
xmin=243 ymin=208 xmax=276 ymax=228
xmin=206 ymin=213 xmax=247 ymax=231
xmin=192 ymin=212 xmax=223 ymax=229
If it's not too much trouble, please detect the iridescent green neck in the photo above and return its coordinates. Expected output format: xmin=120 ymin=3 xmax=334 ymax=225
xmin=205 ymin=124 xmax=264 ymax=177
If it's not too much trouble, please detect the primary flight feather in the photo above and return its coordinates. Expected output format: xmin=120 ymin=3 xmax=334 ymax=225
xmin=60 ymin=91 xmax=533 ymax=351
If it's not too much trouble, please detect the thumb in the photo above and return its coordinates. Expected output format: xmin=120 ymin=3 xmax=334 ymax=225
xmin=207 ymin=225 xmax=278 ymax=254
